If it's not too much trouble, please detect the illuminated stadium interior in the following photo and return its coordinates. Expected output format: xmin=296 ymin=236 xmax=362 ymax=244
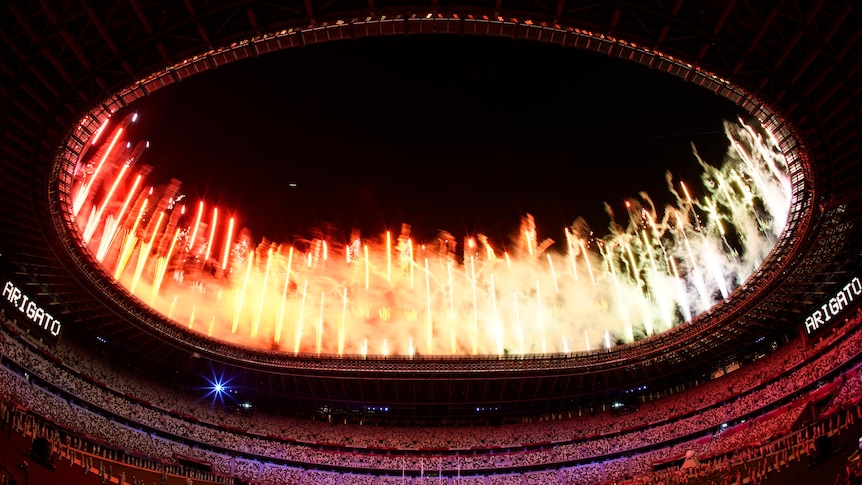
xmin=2 ymin=0 xmax=861 ymax=431
xmin=45 ymin=20 xmax=816 ymax=419
xmin=4 ymin=3 xmax=862 ymax=485
xmin=60 ymin=36 xmax=794 ymax=359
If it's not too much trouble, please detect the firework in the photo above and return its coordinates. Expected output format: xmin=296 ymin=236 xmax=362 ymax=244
xmin=70 ymin=118 xmax=791 ymax=357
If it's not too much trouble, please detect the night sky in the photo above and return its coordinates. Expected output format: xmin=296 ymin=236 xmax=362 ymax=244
xmin=123 ymin=34 xmax=745 ymax=248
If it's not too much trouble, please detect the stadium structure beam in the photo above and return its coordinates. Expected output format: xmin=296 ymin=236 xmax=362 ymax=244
xmin=772 ymin=0 xmax=824 ymax=73
xmin=8 ymin=4 xmax=74 ymax=86
xmin=693 ymin=0 xmax=736 ymax=65
xmin=36 ymin=0 xmax=92 ymax=72
xmin=183 ymin=0 xmax=212 ymax=47
xmin=653 ymin=0 xmax=683 ymax=47
xmin=790 ymin=3 xmax=851 ymax=85
xmin=83 ymin=5 xmax=137 ymax=80
xmin=553 ymin=0 xmax=564 ymax=22
xmin=245 ymin=4 xmax=259 ymax=33
xmin=127 ymin=0 xmax=170 ymax=62
xmin=304 ymin=0 xmax=315 ymax=24
xmin=0 ymin=30 xmax=60 ymax=101
xmin=731 ymin=2 xmax=781 ymax=77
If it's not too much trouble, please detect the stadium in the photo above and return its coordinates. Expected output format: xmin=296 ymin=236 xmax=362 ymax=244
xmin=1 ymin=1 xmax=862 ymax=484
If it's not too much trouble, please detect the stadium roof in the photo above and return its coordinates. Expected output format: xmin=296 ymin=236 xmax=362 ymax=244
xmin=1 ymin=0 xmax=861 ymax=421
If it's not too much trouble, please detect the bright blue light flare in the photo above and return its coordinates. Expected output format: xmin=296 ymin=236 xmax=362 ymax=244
xmin=202 ymin=368 xmax=235 ymax=408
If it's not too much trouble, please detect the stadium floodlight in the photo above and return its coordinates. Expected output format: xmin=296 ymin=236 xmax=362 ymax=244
xmin=202 ymin=368 xmax=236 ymax=408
